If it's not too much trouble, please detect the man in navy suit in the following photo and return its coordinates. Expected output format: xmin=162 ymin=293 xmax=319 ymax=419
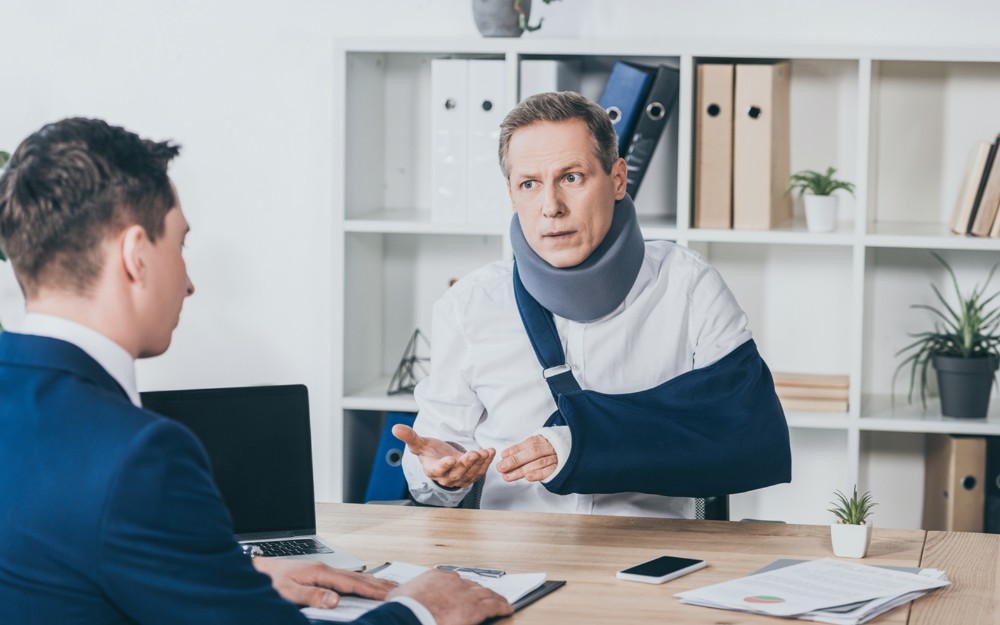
xmin=0 ymin=118 xmax=512 ymax=625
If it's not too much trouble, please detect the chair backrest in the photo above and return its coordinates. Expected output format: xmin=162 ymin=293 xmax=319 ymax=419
xmin=458 ymin=478 xmax=485 ymax=509
xmin=695 ymin=495 xmax=729 ymax=521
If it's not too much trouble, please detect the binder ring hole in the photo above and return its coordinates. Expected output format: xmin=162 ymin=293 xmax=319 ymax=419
xmin=387 ymin=449 xmax=403 ymax=467
xmin=444 ymin=98 xmax=457 ymax=110
xmin=646 ymin=102 xmax=665 ymax=121
xmin=707 ymin=103 xmax=721 ymax=117
xmin=606 ymin=106 xmax=621 ymax=123
xmin=962 ymin=476 xmax=977 ymax=491
xmin=481 ymin=99 xmax=493 ymax=112
xmin=747 ymin=105 xmax=762 ymax=120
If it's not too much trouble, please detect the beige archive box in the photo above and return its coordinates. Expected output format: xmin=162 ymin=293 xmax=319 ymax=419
xmin=732 ymin=61 xmax=791 ymax=230
xmin=923 ymin=434 xmax=986 ymax=532
xmin=693 ymin=63 xmax=734 ymax=229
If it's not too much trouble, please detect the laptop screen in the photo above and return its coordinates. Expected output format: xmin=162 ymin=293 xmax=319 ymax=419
xmin=140 ymin=384 xmax=316 ymax=538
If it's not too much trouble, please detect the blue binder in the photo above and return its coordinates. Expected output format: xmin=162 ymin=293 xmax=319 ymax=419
xmin=598 ymin=61 xmax=656 ymax=157
xmin=364 ymin=412 xmax=416 ymax=502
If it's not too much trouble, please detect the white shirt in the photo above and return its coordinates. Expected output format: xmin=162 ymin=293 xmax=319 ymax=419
xmin=20 ymin=313 xmax=142 ymax=407
xmin=403 ymin=241 xmax=752 ymax=518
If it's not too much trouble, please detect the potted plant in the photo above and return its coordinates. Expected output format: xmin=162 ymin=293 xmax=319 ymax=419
xmin=472 ymin=0 xmax=561 ymax=37
xmin=894 ymin=252 xmax=1000 ymax=419
xmin=786 ymin=166 xmax=855 ymax=233
xmin=829 ymin=485 xmax=876 ymax=558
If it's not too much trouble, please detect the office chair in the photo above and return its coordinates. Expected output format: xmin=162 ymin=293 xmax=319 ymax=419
xmin=695 ymin=495 xmax=729 ymax=521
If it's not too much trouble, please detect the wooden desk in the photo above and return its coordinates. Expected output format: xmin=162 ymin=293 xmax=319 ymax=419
xmin=910 ymin=530 xmax=1000 ymax=625
xmin=317 ymin=504 xmax=939 ymax=624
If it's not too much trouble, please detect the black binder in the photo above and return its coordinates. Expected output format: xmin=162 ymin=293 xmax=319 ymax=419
xmin=624 ymin=64 xmax=680 ymax=199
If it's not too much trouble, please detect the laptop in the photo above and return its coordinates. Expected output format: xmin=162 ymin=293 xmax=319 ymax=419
xmin=140 ymin=384 xmax=365 ymax=571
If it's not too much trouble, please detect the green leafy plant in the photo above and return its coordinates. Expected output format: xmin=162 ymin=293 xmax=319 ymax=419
xmin=828 ymin=485 xmax=876 ymax=525
xmin=893 ymin=252 xmax=1000 ymax=407
xmin=786 ymin=166 xmax=856 ymax=198
xmin=515 ymin=0 xmax=561 ymax=32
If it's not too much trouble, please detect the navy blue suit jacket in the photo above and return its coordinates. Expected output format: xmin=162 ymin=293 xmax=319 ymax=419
xmin=0 ymin=332 xmax=416 ymax=625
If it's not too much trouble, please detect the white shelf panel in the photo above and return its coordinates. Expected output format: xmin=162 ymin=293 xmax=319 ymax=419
xmin=865 ymin=222 xmax=1000 ymax=251
xmin=686 ymin=220 xmax=857 ymax=246
xmin=784 ymin=413 xmax=851 ymax=430
xmin=339 ymin=38 xmax=1000 ymax=64
xmin=345 ymin=208 xmax=506 ymax=236
xmin=860 ymin=394 xmax=1000 ymax=435
xmin=343 ymin=376 xmax=419 ymax=412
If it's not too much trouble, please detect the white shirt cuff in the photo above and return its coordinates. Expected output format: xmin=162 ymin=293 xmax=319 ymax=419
xmin=390 ymin=596 xmax=437 ymax=625
xmin=534 ymin=425 xmax=572 ymax=484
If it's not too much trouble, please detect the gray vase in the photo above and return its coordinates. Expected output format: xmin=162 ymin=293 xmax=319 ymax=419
xmin=472 ymin=0 xmax=529 ymax=38
xmin=933 ymin=353 xmax=999 ymax=419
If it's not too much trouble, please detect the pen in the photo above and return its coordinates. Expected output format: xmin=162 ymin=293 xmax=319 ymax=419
xmin=436 ymin=565 xmax=506 ymax=578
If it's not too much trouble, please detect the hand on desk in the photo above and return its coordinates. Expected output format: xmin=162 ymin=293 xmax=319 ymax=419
xmin=392 ymin=424 xmax=496 ymax=489
xmin=389 ymin=569 xmax=513 ymax=625
xmin=498 ymin=435 xmax=558 ymax=483
xmin=252 ymin=558 xmax=396 ymax=608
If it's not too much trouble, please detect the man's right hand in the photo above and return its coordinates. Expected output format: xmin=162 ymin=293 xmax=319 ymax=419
xmin=388 ymin=569 xmax=513 ymax=625
xmin=392 ymin=424 xmax=496 ymax=489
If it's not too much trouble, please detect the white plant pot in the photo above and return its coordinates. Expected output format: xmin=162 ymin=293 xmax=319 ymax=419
xmin=804 ymin=195 xmax=839 ymax=233
xmin=830 ymin=522 xmax=873 ymax=558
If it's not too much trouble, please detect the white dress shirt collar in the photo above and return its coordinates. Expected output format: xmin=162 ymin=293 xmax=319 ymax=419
xmin=20 ymin=313 xmax=141 ymax=407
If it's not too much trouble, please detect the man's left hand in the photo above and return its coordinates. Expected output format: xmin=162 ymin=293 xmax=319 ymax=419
xmin=497 ymin=435 xmax=558 ymax=483
xmin=252 ymin=558 xmax=397 ymax=608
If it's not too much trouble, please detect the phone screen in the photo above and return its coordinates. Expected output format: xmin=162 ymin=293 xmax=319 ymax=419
xmin=620 ymin=555 xmax=703 ymax=577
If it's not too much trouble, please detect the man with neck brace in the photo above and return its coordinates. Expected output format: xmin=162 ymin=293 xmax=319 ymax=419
xmin=394 ymin=92 xmax=791 ymax=518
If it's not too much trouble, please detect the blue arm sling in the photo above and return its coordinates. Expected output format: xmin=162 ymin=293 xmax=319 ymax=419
xmin=513 ymin=263 xmax=792 ymax=498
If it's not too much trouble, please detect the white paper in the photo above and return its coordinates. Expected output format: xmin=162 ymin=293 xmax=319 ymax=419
xmin=675 ymin=558 xmax=949 ymax=618
xmin=302 ymin=562 xmax=546 ymax=622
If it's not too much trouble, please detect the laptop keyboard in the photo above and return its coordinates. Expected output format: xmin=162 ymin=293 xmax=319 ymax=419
xmin=247 ymin=538 xmax=334 ymax=557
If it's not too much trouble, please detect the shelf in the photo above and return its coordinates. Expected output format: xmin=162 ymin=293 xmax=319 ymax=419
xmin=345 ymin=208 xmax=506 ymax=236
xmin=686 ymin=219 xmax=856 ymax=246
xmin=343 ymin=376 xmax=419 ymax=412
xmin=865 ymin=221 xmax=1000 ymax=251
xmin=784 ymin=413 xmax=851 ymax=430
xmin=860 ymin=394 xmax=1000 ymax=435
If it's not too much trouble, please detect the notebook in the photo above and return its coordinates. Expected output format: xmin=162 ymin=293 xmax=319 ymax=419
xmin=140 ymin=384 xmax=364 ymax=571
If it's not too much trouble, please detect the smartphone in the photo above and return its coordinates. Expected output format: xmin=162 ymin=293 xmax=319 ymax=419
xmin=615 ymin=555 xmax=707 ymax=584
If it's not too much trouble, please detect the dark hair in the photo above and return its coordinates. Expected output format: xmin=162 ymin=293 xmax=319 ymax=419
xmin=0 ymin=118 xmax=180 ymax=296
xmin=498 ymin=91 xmax=619 ymax=179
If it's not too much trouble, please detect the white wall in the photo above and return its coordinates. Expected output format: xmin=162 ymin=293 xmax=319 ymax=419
xmin=2 ymin=0 xmax=999 ymax=501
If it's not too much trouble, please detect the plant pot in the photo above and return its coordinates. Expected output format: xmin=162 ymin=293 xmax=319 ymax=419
xmin=830 ymin=522 xmax=872 ymax=558
xmin=933 ymin=353 xmax=999 ymax=419
xmin=804 ymin=195 xmax=839 ymax=233
xmin=472 ymin=0 xmax=529 ymax=38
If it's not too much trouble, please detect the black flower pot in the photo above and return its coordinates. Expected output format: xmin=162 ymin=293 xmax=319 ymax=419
xmin=932 ymin=353 xmax=999 ymax=419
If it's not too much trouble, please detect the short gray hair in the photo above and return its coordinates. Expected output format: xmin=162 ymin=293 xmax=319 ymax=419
xmin=498 ymin=91 xmax=619 ymax=179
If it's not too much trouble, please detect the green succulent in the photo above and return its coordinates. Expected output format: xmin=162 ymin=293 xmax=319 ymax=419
xmin=893 ymin=252 xmax=1000 ymax=407
xmin=828 ymin=485 xmax=876 ymax=525
xmin=786 ymin=166 xmax=856 ymax=198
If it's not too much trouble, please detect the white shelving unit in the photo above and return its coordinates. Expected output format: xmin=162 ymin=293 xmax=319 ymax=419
xmin=333 ymin=38 xmax=1000 ymax=527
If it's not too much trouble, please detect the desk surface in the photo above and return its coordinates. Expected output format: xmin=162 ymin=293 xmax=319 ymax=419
xmin=315 ymin=503 xmax=998 ymax=624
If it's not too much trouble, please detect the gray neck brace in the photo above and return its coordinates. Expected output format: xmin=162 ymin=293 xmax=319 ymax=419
xmin=510 ymin=194 xmax=645 ymax=323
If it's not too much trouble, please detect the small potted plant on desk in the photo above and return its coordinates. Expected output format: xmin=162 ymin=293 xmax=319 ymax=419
xmin=829 ymin=485 xmax=876 ymax=558
xmin=894 ymin=252 xmax=1000 ymax=419
xmin=786 ymin=166 xmax=855 ymax=233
